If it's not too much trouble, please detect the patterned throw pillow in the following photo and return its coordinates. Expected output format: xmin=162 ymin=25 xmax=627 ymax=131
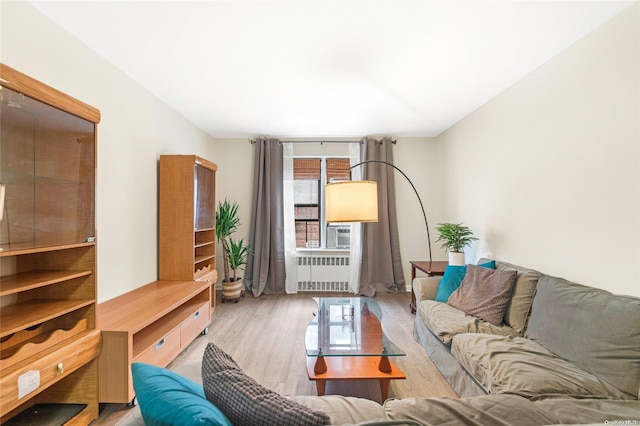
xmin=201 ymin=343 xmax=331 ymax=426
xmin=447 ymin=264 xmax=517 ymax=326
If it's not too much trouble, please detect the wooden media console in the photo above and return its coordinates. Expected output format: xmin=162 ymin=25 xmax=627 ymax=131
xmin=97 ymin=279 xmax=211 ymax=404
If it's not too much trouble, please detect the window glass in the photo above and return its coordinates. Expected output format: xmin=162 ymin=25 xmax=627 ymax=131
xmin=327 ymin=158 xmax=351 ymax=182
xmin=293 ymin=157 xmax=351 ymax=248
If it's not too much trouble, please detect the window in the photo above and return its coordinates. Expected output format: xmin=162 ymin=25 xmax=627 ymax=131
xmin=294 ymin=157 xmax=350 ymax=248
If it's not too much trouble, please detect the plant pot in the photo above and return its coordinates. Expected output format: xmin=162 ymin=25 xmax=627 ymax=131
xmin=222 ymin=278 xmax=244 ymax=303
xmin=448 ymin=251 xmax=465 ymax=266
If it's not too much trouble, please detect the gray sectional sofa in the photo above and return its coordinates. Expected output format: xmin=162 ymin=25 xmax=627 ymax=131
xmin=125 ymin=259 xmax=640 ymax=425
xmin=412 ymin=259 xmax=640 ymax=411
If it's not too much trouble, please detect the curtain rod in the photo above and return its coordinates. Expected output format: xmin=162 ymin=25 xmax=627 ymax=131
xmin=282 ymin=140 xmax=363 ymax=144
xmin=249 ymin=139 xmax=396 ymax=145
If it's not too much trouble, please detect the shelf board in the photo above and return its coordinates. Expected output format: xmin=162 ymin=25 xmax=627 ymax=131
xmin=0 ymin=299 xmax=94 ymax=338
xmin=194 ymin=240 xmax=214 ymax=249
xmin=0 ymin=270 xmax=93 ymax=297
xmin=0 ymin=319 xmax=88 ymax=370
xmin=194 ymin=227 xmax=215 ymax=233
xmin=194 ymin=254 xmax=214 ymax=265
xmin=97 ymin=280 xmax=210 ymax=333
xmin=0 ymin=241 xmax=95 ymax=257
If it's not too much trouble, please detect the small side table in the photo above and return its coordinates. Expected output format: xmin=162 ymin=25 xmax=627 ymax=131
xmin=409 ymin=260 xmax=448 ymax=314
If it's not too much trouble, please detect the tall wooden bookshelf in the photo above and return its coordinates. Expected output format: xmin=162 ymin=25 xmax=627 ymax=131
xmin=0 ymin=64 xmax=101 ymax=425
xmin=159 ymin=155 xmax=218 ymax=311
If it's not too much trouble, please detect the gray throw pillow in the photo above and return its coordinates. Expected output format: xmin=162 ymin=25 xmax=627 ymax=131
xmin=497 ymin=262 xmax=540 ymax=335
xmin=447 ymin=264 xmax=517 ymax=326
xmin=201 ymin=343 xmax=331 ymax=426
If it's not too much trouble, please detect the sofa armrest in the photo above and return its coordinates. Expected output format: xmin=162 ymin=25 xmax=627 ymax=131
xmin=413 ymin=276 xmax=442 ymax=304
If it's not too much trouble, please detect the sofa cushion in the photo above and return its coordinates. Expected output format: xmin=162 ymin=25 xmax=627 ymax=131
xmin=201 ymin=343 xmax=331 ymax=426
xmin=451 ymin=333 xmax=633 ymax=400
xmin=288 ymin=395 xmax=386 ymax=425
xmin=383 ymin=395 xmax=557 ymax=426
xmin=434 ymin=261 xmax=496 ymax=302
xmin=525 ymin=274 xmax=640 ymax=398
xmin=412 ymin=276 xmax=442 ymax=304
xmin=131 ymin=362 xmax=233 ymax=426
xmin=447 ymin=264 xmax=517 ymax=326
xmin=533 ymin=398 xmax=640 ymax=425
xmin=418 ymin=300 xmax=519 ymax=346
xmin=496 ymin=261 xmax=540 ymax=335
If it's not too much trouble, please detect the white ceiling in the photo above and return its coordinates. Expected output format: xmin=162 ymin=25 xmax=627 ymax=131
xmin=29 ymin=0 xmax=632 ymax=139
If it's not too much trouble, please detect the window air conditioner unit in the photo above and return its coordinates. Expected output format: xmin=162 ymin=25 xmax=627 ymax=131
xmin=327 ymin=225 xmax=351 ymax=249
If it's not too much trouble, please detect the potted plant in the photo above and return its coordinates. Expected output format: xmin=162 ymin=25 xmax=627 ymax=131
xmin=435 ymin=222 xmax=478 ymax=265
xmin=221 ymin=237 xmax=250 ymax=302
xmin=216 ymin=199 xmax=246 ymax=302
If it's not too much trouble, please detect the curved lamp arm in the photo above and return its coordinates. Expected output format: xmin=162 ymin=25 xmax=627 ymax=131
xmin=350 ymin=160 xmax=432 ymax=268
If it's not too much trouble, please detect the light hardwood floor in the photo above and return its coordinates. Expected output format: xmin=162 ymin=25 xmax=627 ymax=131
xmin=95 ymin=291 xmax=458 ymax=424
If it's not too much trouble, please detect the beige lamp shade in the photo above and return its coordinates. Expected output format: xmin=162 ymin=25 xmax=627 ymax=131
xmin=325 ymin=180 xmax=378 ymax=223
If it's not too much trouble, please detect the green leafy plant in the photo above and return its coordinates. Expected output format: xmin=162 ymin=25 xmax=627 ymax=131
xmin=435 ymin=222 xmax=478 ymax=253
xmin=216 ymin=199 xmax=240 ymax=282
xmin=223 ymin=237 xmax=251 ymax=282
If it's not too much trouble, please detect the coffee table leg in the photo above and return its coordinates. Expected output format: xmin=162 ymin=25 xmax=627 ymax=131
xmin=380 ymin=379 xmax=390 ymax=401
xmin=378 ymin=355 xmax=392 ymax=373
xmin=314 ymin=356 xmax=327 ymax=374
xmin=315 ymin=380 xmax=326 ymax=396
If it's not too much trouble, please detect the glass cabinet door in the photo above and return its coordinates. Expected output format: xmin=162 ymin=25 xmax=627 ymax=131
xmin=194 ymin=163 xmax=214 ymax=231
xmin=0 ymin=86 xmax=95 ymax=250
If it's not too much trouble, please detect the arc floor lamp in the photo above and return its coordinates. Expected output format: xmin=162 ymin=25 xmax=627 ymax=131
xmin=325 ymin=160 xmax=433 ymax=270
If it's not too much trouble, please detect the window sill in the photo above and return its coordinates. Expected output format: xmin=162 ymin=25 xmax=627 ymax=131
xmin=296 ymin=248 xmax=350 ymax=255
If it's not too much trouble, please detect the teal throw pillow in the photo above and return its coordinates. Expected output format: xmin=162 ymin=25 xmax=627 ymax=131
xmin=131 ymin=362 xmax=232 ymax=426
xmin=479 ymin=260 xmax=496 ymax=269
xmin=434 ymin=260 xmax=496 ymax=302
xmin=435 ymin=265 xmax=468 ymax=302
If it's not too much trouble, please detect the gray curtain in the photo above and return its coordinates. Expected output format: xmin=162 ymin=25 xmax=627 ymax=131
xmin=245 ymin=138 xmax=287 ymax=296
xmin=359 ymin=137 xmax=405 ymax=296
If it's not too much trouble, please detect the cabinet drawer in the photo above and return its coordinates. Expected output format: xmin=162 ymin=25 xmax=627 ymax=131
xmin=180 ymin=302 xmax=210 ymax=348
xmin=134 ymin=328 xmax=181 ymax=367
xmin=0 ymin=330 xmax=101 ymax=417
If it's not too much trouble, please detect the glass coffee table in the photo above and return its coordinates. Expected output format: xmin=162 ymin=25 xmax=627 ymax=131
xmin=305 ymin=297 xmax=406 ymax=401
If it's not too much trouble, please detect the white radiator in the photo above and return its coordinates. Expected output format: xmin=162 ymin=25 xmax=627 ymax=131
xmin=296 ymin=255 xmax=350 ymax=291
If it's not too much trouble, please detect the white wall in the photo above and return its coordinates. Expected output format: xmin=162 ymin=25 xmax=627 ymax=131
xmin=393 ymin=138 xmax=449 ymax=287
xmin=210 ymin=139 xmax=254 ymax=276
xmin=1 ymin=0 xmax=216 ymax=302
xmin=439 ymin=3 xmax=639 ymax=296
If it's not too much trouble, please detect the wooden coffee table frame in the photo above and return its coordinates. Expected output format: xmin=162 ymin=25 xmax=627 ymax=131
xmin=305 ymin=298 xmax=406 ymax=401
xmin=306 ymin=354 xmax=406 ymax=401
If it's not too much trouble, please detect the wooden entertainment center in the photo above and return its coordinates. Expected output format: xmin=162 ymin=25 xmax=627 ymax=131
xmin=0 ymin=64 xmax=102 ymax=424
xmin=97 ymin=155 xmax=218 ymax=404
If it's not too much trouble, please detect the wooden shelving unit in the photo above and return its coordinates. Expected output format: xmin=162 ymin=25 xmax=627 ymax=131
xmin=95 ymin=155 xmax=217 ymax=405
xmin=0 ymin=64 xmax=101 ymax=425
xmin=159 ymin=155 xmax=218 ymax=308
